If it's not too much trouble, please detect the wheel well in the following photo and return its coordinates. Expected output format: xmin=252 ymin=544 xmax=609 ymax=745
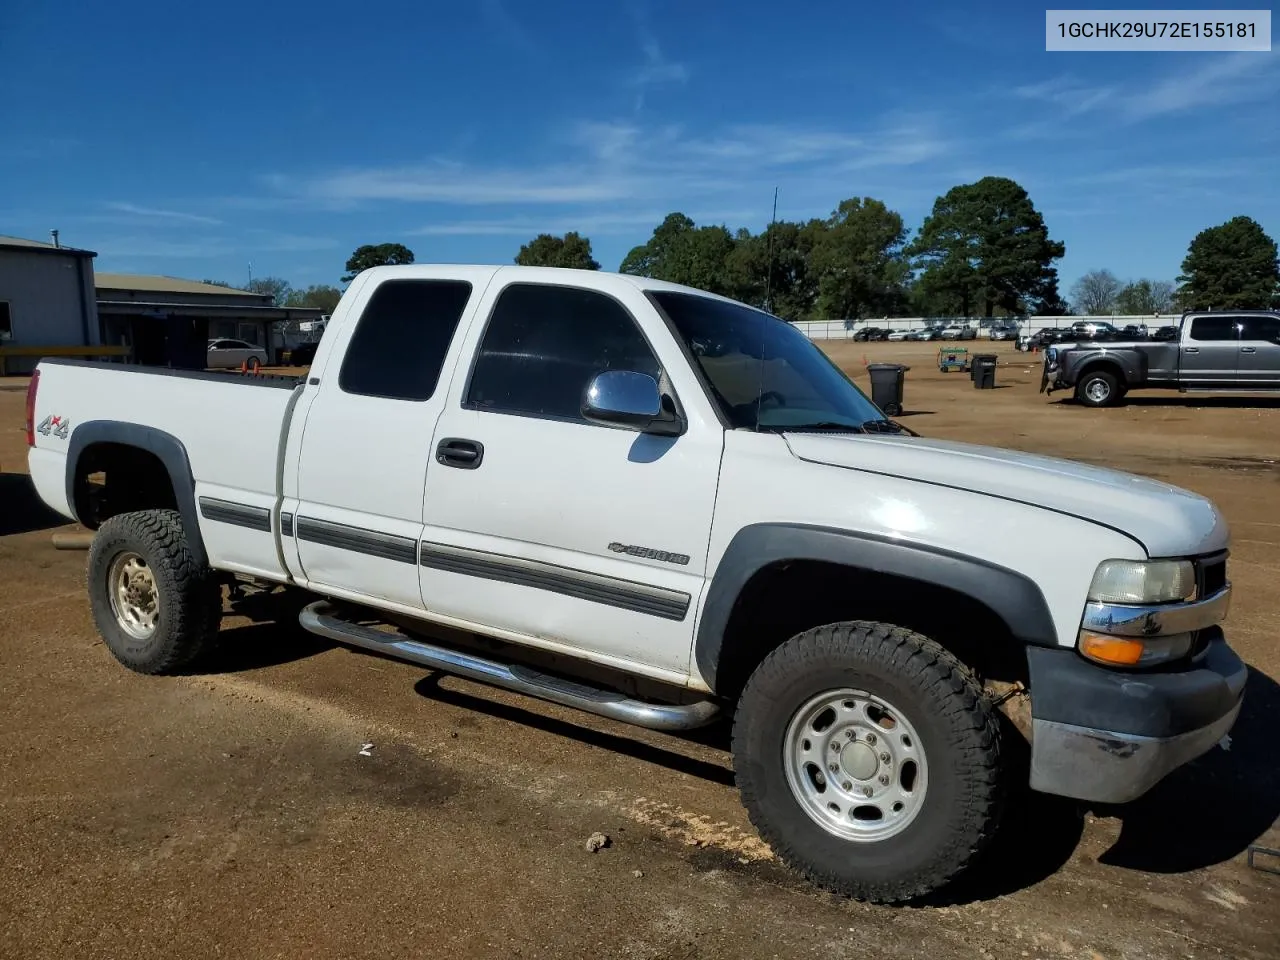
xmin=1076 ymin=359 xmax=1123 ymax=384
xmin=711 ymin=560 xmax=1030 ymax=704
xmin=72 ymin=442 xmax=178 ymax=529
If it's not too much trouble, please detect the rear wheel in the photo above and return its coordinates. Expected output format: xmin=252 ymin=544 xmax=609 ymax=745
xmin=88 ymin=509 xmax=222 ymax=674
xmin=1075 ymin=370 xmax=1119 ymax=407
xmin=732 ymin=621 xmax=1005 ymax=903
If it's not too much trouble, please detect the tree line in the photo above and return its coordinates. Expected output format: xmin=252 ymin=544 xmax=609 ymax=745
xmin=1069 ymin=216 xmax=1279 ymax=315
xmin=216 ymin=183 xmax=1279 ymax=321
xmin=519 ymin=177 xmax=1071 ymax=321
xmin=200 ymin=276 xmax=344 ymax=314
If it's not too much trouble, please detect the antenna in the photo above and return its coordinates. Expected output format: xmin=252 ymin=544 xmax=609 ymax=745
xmin=763 ymin=186 xmax=779 ymax=313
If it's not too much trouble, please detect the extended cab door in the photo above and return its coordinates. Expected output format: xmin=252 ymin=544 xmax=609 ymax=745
xmin=418 ymin=272 xmax=725 ymax=685
xmin=1237 ymin=314 xmax=1280 ymax=387
xmin=288 ymin=268 xmax=492 ymax=610
xmin=1180 ymin=315 xmax=1239 ymax=385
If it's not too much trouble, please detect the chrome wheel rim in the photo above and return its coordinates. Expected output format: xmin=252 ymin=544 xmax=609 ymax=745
xmin=783 ymin=688 xmax=928 ymax=843
xmin=108 ymin=552 xmax=159 ymax=640
xmin=1085 ymin=379 xmax=1111 ymax=403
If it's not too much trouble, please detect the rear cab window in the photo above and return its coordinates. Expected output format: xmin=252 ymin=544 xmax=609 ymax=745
xmin=339 ymin=279 xmax=474 ymax=401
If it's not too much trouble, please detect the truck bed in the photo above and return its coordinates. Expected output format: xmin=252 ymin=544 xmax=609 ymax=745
xmin=28 ymin=359 xmax=301 ymax=581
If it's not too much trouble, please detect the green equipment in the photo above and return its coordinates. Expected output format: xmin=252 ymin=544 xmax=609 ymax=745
xmin=938 ymin=346 xmax=969 ymax=372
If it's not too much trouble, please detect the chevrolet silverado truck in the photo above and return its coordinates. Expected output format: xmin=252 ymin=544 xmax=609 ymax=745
xmin=1041 ymin=310 xmax=1280 ymax=407
xmin=27 ymin=265 xmax=1243 ymax=903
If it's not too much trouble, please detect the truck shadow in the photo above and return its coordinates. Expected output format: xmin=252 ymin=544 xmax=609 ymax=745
xmin=0 ymin=473 xmax=69 ymax=537
xmin=412 ymin=672 xmax=738 ymax=787
xmin=1124 ymin=396 xmax=1280 ymax=409
xmin=186 ymin=587 xmax=335 ymax=674
xmin=1093 ymin=665 xmax=1279 ymax=873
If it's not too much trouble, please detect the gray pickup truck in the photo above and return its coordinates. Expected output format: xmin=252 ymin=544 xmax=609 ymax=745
xmin=1041 ymin=310 xmax=1280 ymax=407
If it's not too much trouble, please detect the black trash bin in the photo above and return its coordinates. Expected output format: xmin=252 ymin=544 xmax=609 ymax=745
xmin=972 ymin=354 xmax=997 ymax=389
xmin=866 ymin=363 xmax=907 ymax=416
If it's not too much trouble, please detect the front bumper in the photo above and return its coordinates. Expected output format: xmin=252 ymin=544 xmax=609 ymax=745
xmin=1026 ymin=635 xmax=1247 ymax=804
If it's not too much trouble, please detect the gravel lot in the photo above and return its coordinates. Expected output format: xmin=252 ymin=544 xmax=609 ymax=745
xmin=1 ymin=344 xmax=1277 ymax=960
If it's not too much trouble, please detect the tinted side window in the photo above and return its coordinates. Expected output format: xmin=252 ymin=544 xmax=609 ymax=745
xmin=1189 ymin=316 xmax=1239 ymax=341
xmin=1240 ymin=316 xmax=1280 ymax=341
xmin=467 ymin=283 xmax=660 ymax=422
xmin=339 ymin=280 xmax=472 ymax=401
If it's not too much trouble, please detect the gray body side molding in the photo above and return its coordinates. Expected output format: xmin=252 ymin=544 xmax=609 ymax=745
xmin=694 ymin=523 xmax=1059 ymax=692
xmin=65 ymin=420 xmax=207 ymax=568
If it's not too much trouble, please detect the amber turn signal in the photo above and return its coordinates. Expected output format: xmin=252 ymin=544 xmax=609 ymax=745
xmin=1078 ymin=632 xmax=1145 ymax=666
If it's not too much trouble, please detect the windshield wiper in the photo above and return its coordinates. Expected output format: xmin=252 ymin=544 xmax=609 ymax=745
xmin=776 ymin=421 xmax=867 ymax=433
xmin=859 ymin=418 xmax=918 ymax=436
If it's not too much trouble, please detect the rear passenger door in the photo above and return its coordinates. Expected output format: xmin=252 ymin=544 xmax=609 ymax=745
xmin=1180 ymin=315 xmax=1239 ymax=385
xmin=1237 ymin=315 xmax=1280 ymax=387
xmin=419 ymin=277 xmax=724 ymax=683
xmin=288 ymin=271 xmax=488 ymax=611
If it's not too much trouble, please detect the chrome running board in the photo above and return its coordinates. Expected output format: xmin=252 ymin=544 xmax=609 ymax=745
xmin=298 ymin=601 xmax=720 ymax=732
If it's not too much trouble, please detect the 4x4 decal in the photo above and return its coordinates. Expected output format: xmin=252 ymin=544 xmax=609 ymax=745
xmin=37 ymin=415 xmax=70 ymax=440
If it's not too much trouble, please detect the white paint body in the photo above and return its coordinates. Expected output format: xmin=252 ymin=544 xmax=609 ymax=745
xmin=28 ymin=265 xmax=1231 ymax=692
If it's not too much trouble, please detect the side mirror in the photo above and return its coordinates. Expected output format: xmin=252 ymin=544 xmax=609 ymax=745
xmin=582 ymin=370 xmax=684 ymax=436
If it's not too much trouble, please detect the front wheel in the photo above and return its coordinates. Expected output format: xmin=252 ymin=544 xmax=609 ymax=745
xmin=732 ymin=621 xmax=1005 ymax=903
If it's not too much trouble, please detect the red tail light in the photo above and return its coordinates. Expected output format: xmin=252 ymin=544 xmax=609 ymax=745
xmin=24 ymin=370 xmax=40 ymax=446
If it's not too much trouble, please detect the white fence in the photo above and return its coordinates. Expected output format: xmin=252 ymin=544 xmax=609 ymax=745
xmin=792 ymin=315 xmax=1177 ymax=340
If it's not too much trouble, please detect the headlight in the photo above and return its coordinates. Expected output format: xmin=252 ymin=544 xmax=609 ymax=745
xmin=1088 ymin=559 xmax=1196 ymax=605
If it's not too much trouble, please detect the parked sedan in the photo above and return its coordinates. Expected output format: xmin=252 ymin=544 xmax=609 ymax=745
xmin=207 ymin=338 xmax=268 ymax=370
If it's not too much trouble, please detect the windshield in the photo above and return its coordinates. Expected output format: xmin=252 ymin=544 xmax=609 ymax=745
xmin=650 ymin=290 xmax=889 ymax=431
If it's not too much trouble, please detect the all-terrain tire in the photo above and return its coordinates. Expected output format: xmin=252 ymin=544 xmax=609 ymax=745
xmin=1075 ymin=369 xmax=1119 ymax=407
xmin=87 ymin=509 xmax=222 ymax=674
xmin=732 ymin=621 xmax=1005 ymax=903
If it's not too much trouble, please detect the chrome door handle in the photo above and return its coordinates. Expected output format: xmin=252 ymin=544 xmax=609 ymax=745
xmin=1241 ymin=346 xmax=1257 ymax=353
xmin=1183 ymin=347 xmax=1200 ymax=353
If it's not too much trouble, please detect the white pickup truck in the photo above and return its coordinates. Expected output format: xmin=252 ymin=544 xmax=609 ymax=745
xmin=26 ymin=265 xmax=1244 ymax=903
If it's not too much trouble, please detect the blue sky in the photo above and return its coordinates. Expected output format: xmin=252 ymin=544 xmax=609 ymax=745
xmin=1 ymin=0 xmax=1277 ymax=296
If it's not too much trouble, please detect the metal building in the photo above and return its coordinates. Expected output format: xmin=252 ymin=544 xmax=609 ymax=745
xmin=95 ymin=274 xmax=323 ymax=368
xmin=0 ymin=234 xmax=100 ymax=374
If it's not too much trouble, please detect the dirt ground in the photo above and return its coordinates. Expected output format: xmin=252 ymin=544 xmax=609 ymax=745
xmin=1 ymin=344 xmax=1277 ymax=960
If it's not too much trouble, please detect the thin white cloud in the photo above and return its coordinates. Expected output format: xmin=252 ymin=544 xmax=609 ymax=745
xmin=1012 ymin=75 xmax=1115 ymax=117
xmin=631 ymin=39 xmax=689 ymax=87
xmin=408 ymin=212 xmax=698 ymax=237
xmin=626 ymin=6 xmax=688 ymax=111
xmin=94 ymin=231 xmax=338 ymax=259
xmin=289 ymin=164 xmax=637 ymax=205
xmin=267 ymin=115 xmax=953 ymax=211
xmin=1122 ymin=53 xmax=1277 ymax=120
xmin=104 ymin=201 xmax=223 ymax=225
xmin=1006 ymin=54 xmax=1278 ymax=136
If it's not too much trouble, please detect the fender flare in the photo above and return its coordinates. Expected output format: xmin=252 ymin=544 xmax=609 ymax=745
xmin=694 ymin=523 xmax=1059 ymax=693
xmin=1071 ymin=351 xmax=1146 ymax=388
xmin=65 ymin=420 xmax=207 ymax=568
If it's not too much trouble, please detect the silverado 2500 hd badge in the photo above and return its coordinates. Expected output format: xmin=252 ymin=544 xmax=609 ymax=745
xmin=608 ymin=542 xmax=690 ymax=565
xmin=36 ymin=415 xmax=70 ymax=440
